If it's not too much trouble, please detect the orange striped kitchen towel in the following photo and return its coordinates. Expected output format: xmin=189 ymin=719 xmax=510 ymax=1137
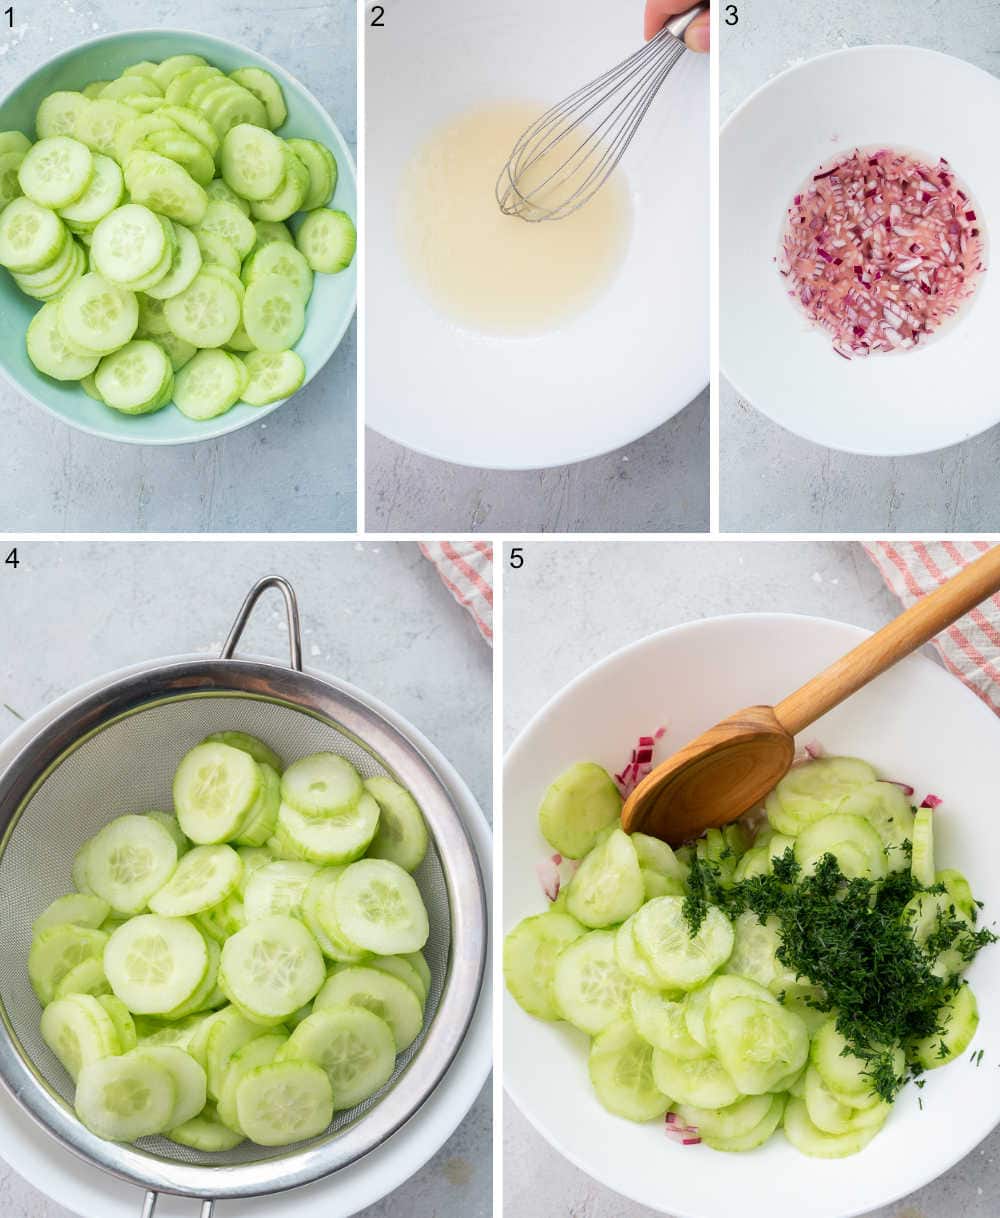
xmin=865 ymin=541 xmax=1000 ymax=716
xmin=419 ymin=542 xmax=493 ymax=645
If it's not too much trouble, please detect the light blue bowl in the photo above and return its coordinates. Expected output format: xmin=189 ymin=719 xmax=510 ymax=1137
xmin=0 ymin=29 xmax=356 ymax=445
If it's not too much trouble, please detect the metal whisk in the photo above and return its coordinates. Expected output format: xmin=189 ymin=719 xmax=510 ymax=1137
xmin=496 ymin=3 xmax=707 ymax=222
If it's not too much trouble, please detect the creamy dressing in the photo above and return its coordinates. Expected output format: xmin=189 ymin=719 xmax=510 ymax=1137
xmin=397 ymin=102 xmax=633 ymax=335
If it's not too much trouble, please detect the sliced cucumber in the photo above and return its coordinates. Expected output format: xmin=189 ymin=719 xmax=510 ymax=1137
xmin=503 ymin=911 xmax=586 ymax=1021
xmin=286 ymin=137 xmax=335 ymax=210
xmin=173 ymin=347 xmax=244 ymax=419
xmin=243 ymin=860 xmax=318 ymax=922
xmin=57 ymin=153 xmax=123 ymax=231
xmin=333 ymin=859 xmax=430 ymax=955
xmin=783 ymin=1096 xmax=881 ymax=1158
xmin=765 ymin=757 xmax=877 ymax=836
xmin=98 ymin=994 xmax=137 ymax=1052
xmin=313 ymin=965 xmax=423 ymax=1052
xmin=369 ymin=954 xmax=426 ymax=1003
xmin=911 ymin=982 xmax=978 ymax=1069
xmin=651 ymin=1048 xmax=740 ymax=1109
xmin=275 ymin=793 xmax=380 ymax=865
xmin=18 ymin=136 xmax=93 ymax=208
xmin=204 ymin=731 xmax=283 ymax=773
xmin=138 ymin=1044 xmax=207 ymax=1127
xmin=174 ymin=741 xmax=262 ymax=843
xmin=26 ymin=300 xmax=99 ymax=381
xmin=149 ymin=844 xmax=243 ymax=917
xmin=168 ymin=1101 xmax=245 ymax=1151
xmin=537 ymin=762 xmax=622 ymax=859
xmin=279 ymin=1005 xmax=396 ymax=1110
xmin=242 ymin=273 xmax=305 ymax=352
xmin=54 ymin=956 xmax=111 ymax=999
xmin=197 ymin=198 xmax=256 ymax=259
xmin=123 ymin=150 xmax=207 ymax=226
xmin=142 ymin=223 xmax=202 ymax=300
xmin=794 ymin=813 xmax=887 ymax=881
xmin=216 ymin=1031 xmax=287 ymax=1133
xmin=0 ymin=199 xmax=67 ymax=273
xmin=363 ymin=776 xmax=429 ymax=873
xmin=229 ymin=69 xmax=288 ymax=130
xmin=29 ymin=924 xmax=108 ymax=1005
xmin=33 ymin=893 xmax=111 ymax=936
xmin=302 ymin=867 xmax=371 ymax=965
xmin=235 ymin=1059 xmax=333 ymax=1146
xmin=633 ymin=896 xmax=734 ymax=991
xmin=91 ymin=203 xmax=167 ymax=285
xmin=85 ymin=813 xmax=179 ymax=915
xmin=911 ymin=806 xmax=935 ymax=887
xmin=565 ymin=828 xmax=643 ymax=929
xmin=204 ymin=1005 xmax=270 ymax=1098
xmin=234 ymin=762 xmax=282 ymax=847
xmin=250 ymin=149 xmax=309 ymax=222
xmin=41 ymin=993 xmax=121 ymax=1081
xmin=104 ymin=915 xmax=209 ymax=1015
xmin=295 ymin=207 xmax=356 ymax=274
xmin=700 ymin=1093 xmax=785 ymax=1152
xmin=95 ymin=340 xmax=171 ymax=415
xmin=239 ymin=349 xmax=305 ymax=406
xmin=551 ymin=930 xmax=632 ymax=1035
xmin=674 ymin=1092 xmax=774 ymax=1142
xmin=589 ymin=1020 xmax=671 ymax=1124
xmin=707 ymin=988 xmax=809 ymax=1095
xmin=75 ymin=1050 xmax=177 ymax=1141
xmin=281 ymin=752 xmax=363 ymax=817
xmin=630 ymin=988 xmax=708 ymax=1058
xmin=219 ymin=914 xmax=325 ymax=1024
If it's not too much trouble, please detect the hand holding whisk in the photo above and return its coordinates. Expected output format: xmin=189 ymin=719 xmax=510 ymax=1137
xmin=495 ymin=2 xmax=708 ymax=222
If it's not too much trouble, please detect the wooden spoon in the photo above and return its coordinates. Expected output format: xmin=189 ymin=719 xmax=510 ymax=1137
xmin=621 ymin=545 xmax=1000 ymax=845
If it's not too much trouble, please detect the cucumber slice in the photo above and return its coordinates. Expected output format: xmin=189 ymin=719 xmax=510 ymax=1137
xmin=158 ymin=105 xmax=220 ymax=157
xmin=707 ymin=990 xmax=809 ymax=1095
xmin=236 ymin=847 xmax=276 ymax=892
xmin=216 ymin=1031 xmax=287 ymax=1132
xmin=765 ymin=757 xmax=877 ymax=836
xmin=0 ymin=150 xmax=25 ymax=210
xmin=674 ymin=1092 xmax=774 ymax=1141
xmin=912 ymin=981 xmax=979 ymax=1069
xmin=566 ymin=829 xmax=643 ymax=929
xmin=168 ymin=1100 xmax=244 ymax=1150
xmin=803 ymin=1065 xmax=890 ymax=1136
xmin=253 ymin=219 xmax=293 ymax=247
xmin=700 ymin=1093 xmax=785 ymax=1152
xmin=239 ymin=349 xmax=305 ymax=406
xmin=586 ymin=1019 xmax=669 ymax=1123
xmin=286 ymin=138 xmax=335 ymax=210
xmin=630 ymin=988 xmax=708 ymax=1058
xmin=911 ymin=806 xmax=935 ymax=887
xmin=164 ymin=270 xmax=241 ymax=348
xmin=333 ymin=859 xmax=430 ymax=955
xmin=104 ymin=915 xmax=208 ymax=1015
xmin=0 ymin=198 xmax=66 ymax=272
xmin=204 ymin=731 xmax=283 ymax=773
xmin=503 ymin=911 xmax=585 ymax=1021
xmin=229 ymin=69 xmax=288 ymax=130
xmin=41 ymin=993 xmax=120 ymax=1080
xmin=197 ymin=198 xmax=256 ymax=258
xmin=783 ymin=1095 xmax=880 ymax=1158
xmin=302 ymin=867 xmax=371 ymax=965
xmin=196 ymin=893 xmax=247 ymax=943
xmin=651 ymin=1048 xmax=741 ymax=1109
xmin=551 ymin=930 xmax=632 ymax=1035
xmin=138 ymin=1044 xmax=207 ymax=1127
xmin=201 ymin=84 xmax=269 ymax=140
xmin=122 ymin=150 xmax=208 ymax=226
xmin=314 ymin=965 xmax=424 ymax=1052
xmin=295 ymin=208 xmax=356 ymax=274
xmin=29 ymin=924 xmax=108 ymax=1004
xmin=36 ymin=92 xmax=88 ymax=139
xmin=279 ymin=1006 xmax=396 ymax=1110
xmin=794 ymin=813 xmax=887 ymax=880
xmin=95 ymin=340 xmax=172 ymax=414
xmin=275 ymin=793 xmax=380 ymax=865
xmin=235 ymin=762 xmax=282 ymax=847
xmin=219 ymin=914 xmax=325 ymax=1023
xmin=235 ymin=1059 xmax=333 ymax=1146
xmin=154 ymin=55 xmax=209 ymax=92
xmin=614 ymin=914 xmax=660 ymax=988
xmin=363 ymin=776 xmax=429 ymax=873
xmin=98 ymin=994 xmax=137 ymax=1052
xmin=160 ymin=934 xmax=222 ymax=1020
xmin=57 ymin=153 xmax=124 ymax=231
xmin=75 ymin=1051 xmax=177 ymax=1141
xmin=538 ymin=763 xmax=622 ymax=859
xmin=219 ymin=123 xmax=286 ymax=201
xmin=141 ymin=130 xmax=215 ymax=187
xmin=249 ymin=149 xmax=309 ymax=222
xmin=281 ymin=752 xmax=363 ymax=817
xmin=33 ymin=893 xmax=111 ymax=935
xmin=206 ymin=177 xmax=251 ymax=214
xmin=811 ymin=1018 xmax=903 ymax=1100
xmin=59 ymin=271 xmax=138 ymax=354
xmin=937 ymin=868 xmax=977 ymax=921
xmin=243 ymin=240 xmax=313 ymax=301
xmin=632 ymin=896 xmax=734 ymax=991
xmin=0 ymin=131 xmax=31 ymax=156
xmin=144 ymin=811 xmax=189 ymax=855
xmin=26 ymin=299 xmax=97 ymax=380
xmin=684 ymin=983 xmax=712 ymax=1048
xmin=91 ymin=203 xmax=167 ymax=285
xmin=116 ymin=114 xmax=177 ymax=162
xmin=165 ymin=67 xmax=224 ymax=107
xmin=18 ymin=136 xmax=93 ymax=208
xmin=204 ymin=1005 xmax=271 ymax=1098
xmin=54 ymin=956 xmax=111 ymax=999
xmin=73 ymin=838 xmax=98 ymax=894
xmin=243 ymin=860 xmax=318 ymax=921
xmin=16 ymin=240 xmax=86 ymax=302
xmin=173 ymin=347 xmax=244 ymax=420
xmin=723 ymin=911 xmax=799 ymax=996
xmin=174 ymin=741 xmax=262 ymax=843
xmin=838 ymin=781 xmax=915 ymax=871
xmin=149 ymin=844 xmax=243 ymax=917
xmin=141 ymin=223 xmax=202 ymax=300
xmin=85 ymin=813 xmax=178 ymax=914
xmin=102 ymin=77 xmax=162 ymax=102
xmin=242 ymin=273 xmax=305 ymax=352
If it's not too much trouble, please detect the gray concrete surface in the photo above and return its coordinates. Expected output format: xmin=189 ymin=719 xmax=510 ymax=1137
xmin=720 ymin=0 xmax=1000 ymax=532
xmin=0 ymin=0 xmax=357 ymax=533
xmin=366 ymin=390 xmax=709 ymax=534
xmin=0 ymin=539 xmax=492 ymax=1217
xmin=502 ymin=538 xmax=1000 ymax=1217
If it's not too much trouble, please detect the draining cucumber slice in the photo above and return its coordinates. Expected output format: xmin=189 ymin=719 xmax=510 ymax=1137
xmin=275 ymin=794 xmax=380 ymax=866
xmin=234 ymin=762 xmax=282 ymax=847
xmin=362 ymin=776 xmax=428 ymax=873
xmin=168 ymin=1101 xmax=245 ymax=1151
xmin=280 ymin=752 xmax=362 ymax=818
xmin=29 ymin=924 xmax=108 ymax=1004
xmin=216 ymin=1031 xmax=287 ymax=1133
xmin=314 ymin=965 xmax=423 ymax=1052
xmin=235 ymin=1059 xmax=333 ymax=1146
xmin=174 ymin=741 xmax=262 ymax=843
xmin=219 ymin=914 xmax=325 ymax=1023
xmin=333 ymin=859 xmax=430 ymax=955
xmin=85 ymin=813 xmax=179 ymax=914
xmin=104 ymin=914 xmax=209 ymax=1014
xmin=279 ymin=1005 xmax=396 ymax=1111
xmin=243 ymin=860 xmax=318 ymax=921
xmin=302 ymin=867 xmax=370 ymax=965
xmin=53 ymin=956 xmax=111 ymax=1000
xmin=149 ymin=844 xmax=243 ymax=917
xmin=41 ymin=993 xmax=120 ymax=1081
xmin=138 ymin=1044 xmax=207 ymax=1128
xmin=75 ymin=1050 xmax=177 ymax=1141
xmin=33 ymin=892 xmax=111 ymax=936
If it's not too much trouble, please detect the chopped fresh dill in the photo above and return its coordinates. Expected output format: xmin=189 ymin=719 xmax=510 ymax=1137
xmin=682 ymin=847 xmax=996 ymax=1103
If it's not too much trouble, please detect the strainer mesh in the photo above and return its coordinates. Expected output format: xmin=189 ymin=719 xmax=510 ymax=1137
xmin=0 ymin=693 xmax=452 ymax=1168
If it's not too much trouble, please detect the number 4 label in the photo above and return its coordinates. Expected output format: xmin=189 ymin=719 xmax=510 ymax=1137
xmin=4 ymin=548 xmax=18 ymax=569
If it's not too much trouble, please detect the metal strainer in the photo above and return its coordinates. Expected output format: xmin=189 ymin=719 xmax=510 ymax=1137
xmin=0 ymin=576 xmax=488 ymax=1216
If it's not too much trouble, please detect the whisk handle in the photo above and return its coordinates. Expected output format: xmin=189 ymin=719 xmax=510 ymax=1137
xmin=141 ymin=1193 xmax=215 ymax=1218
xmin=662 ymin=1 xmax=709 ymax=41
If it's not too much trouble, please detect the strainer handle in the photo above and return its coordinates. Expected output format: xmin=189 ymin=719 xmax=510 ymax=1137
xmin=220 ymin=575 xmax=303 ymax=671
xmin=142 ymin=1192 xmax=215 ymax=1217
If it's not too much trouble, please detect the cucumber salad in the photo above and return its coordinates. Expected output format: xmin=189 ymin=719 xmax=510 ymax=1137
xmin=505 ymin=753 xmax=995 ymax=1157
xmin=29 ymin=733 xmax=433 ymax=1150
xmin=0 ymin=52 xmax=356 ymax=419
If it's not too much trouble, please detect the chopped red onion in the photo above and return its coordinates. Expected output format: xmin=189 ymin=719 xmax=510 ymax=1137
xmin=885 ymin=780 xmax=916 ymax=796
xmin=921 ymin=794 xmax=943 ymax=810
xmin=779 ymin=148 xmax=986 ymax=358
xmin=614 ymin=727 xmax=667 ymax=796
xmin=535 ymin=857 xmax=560 ymax=902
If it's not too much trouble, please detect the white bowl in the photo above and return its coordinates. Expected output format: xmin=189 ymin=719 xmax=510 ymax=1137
xmin=504 ymin=612 xmax=1000 ymax=1218
xmin=721 ymin=46 xmax=1000 ymax=456
xmin=366 ymin=0 xmax=708 ymax=469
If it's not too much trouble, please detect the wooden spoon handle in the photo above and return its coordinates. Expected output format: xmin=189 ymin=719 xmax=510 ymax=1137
xmin=775 ymin=545 xmax=1000 ymax=738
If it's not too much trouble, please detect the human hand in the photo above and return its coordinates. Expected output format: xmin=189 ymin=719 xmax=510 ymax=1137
xmin=644 ymin=0 xmax=710 ymax=50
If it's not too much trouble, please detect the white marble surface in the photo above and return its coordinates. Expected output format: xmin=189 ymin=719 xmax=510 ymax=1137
xmin=720 ymin=0 xmax=1000 ymax=532
xmin=0 ymin=539 xmax=492 ymax=1217
xmin=365 ymin=391 xmax=709 ymax=534
xmin=502 ymin=538 xmax=1000 ymax=1216
xmin=0 ymin=0 xmax=357 ymax=533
